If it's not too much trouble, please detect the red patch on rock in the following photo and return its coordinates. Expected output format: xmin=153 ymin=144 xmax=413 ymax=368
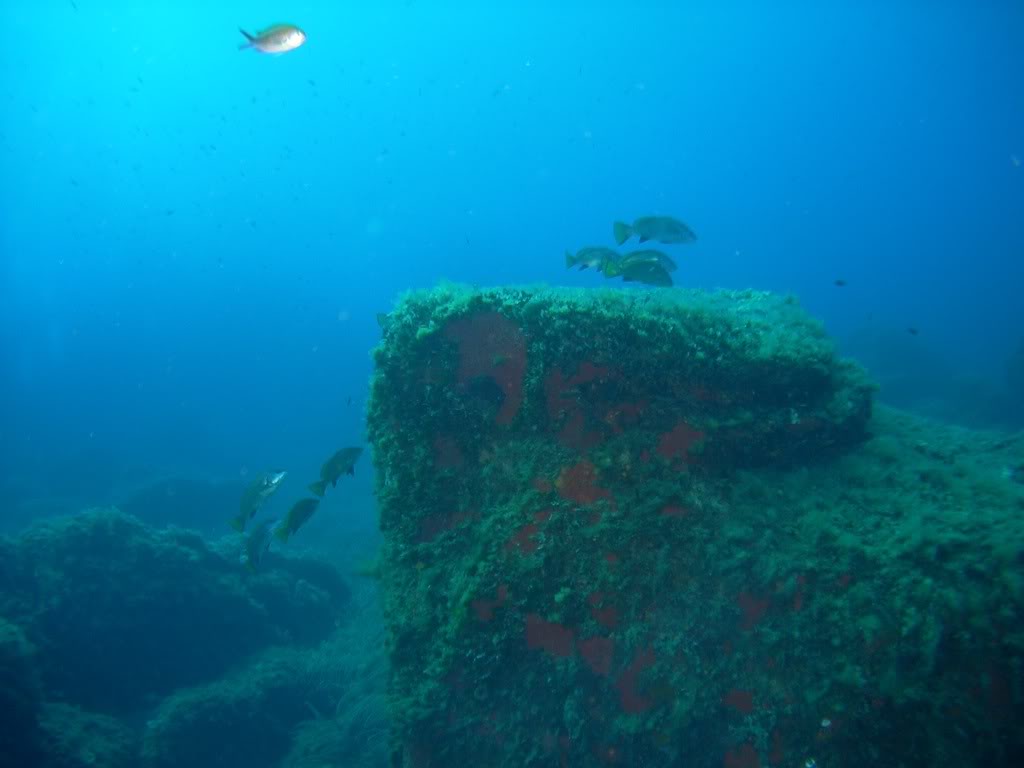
xmin=445 ymin=311 xmax=526 ymax=425
xmin=472 ymin=584 xmax=509 ymax=622
xmin=417 ymin=509 xmax=475 ymax=543
xmin=660 ymin=503 xmax=690 ymax=518
xmin=724 ymin=742 xmax=761 ymax=768
xmin=615 ymin=646 xmax=656 ymax=713
xmin=505 ymin=523 xmax=541 ymax=555
xmin=602 ymin=400 xmax=646 ymax=434
xmin=657 ymin=421 xmax=705 ymax=467
xmin=587 ymin=591 xmax=620 ymax=628
xmin=737 ymin=591 xmax=769 ymax=630
xmin=505 ymin=510 xmax=551 ymax=555
xmin=432 ymin=434 xmax=464 ymax=468
xmin=557 ymin=409 xmax=605 ymax=452
xmin=690 ymin=382 xmax=731 ymax=404
xmin=543 ymin=362 xmax=615 ymax=449
xmin=556 ymin=461 xmax=613 ymax=506
xmin=525 ymin=614 xmax=574 ymax=658
xmin=578 ymin=636 xmax=615 ymax=677
xmin=768 ymin=728 xmax=784 ymax=765
xmin=532 ymin=476 xmax=553 ymax=494
xmin=722 ymin=688 xmax=754 ymax=714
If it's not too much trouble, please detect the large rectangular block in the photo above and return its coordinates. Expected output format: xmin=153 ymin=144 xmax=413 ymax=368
xmin=367 ymin=286 xmax=1020 ymax=767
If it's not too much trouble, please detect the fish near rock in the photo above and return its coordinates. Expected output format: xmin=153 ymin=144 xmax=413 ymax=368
xmin=602 ymin=249 xmax=676 ymax=286
xmin=619 ymin=260 xmax=674 ymax=287
xmin=613 ymin=216 xmax=697 ymax=246
xmin=275 ymin=498 xmax=320 ymax=543
xmin=309 ymin=446 xmax=363 ymax=496
xmin=230 ymin=470 xmax=287 ymax=532
xmin=619 ymin=249 xmax=677 ymax=272
xmin=238 ymin=24 xmax=307 ymax=54
xmin=240 ymin=517 xmax=276 ymax=572
xmin=565 ymin=246 xmax=621 ymax=272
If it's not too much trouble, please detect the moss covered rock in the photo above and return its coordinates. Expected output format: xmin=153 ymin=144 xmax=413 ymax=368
xmin=37 ymin=703 xmax=136 ymax=768
xmin=0 ymin=616 xmax=43 ymax=766
xmin=367 ymin=286 xmax=1023 ymax=767
xmin=140 ymin=648 xmax=311 ymax=768
xmin=0 ymin=508 xmax=350 ymax=714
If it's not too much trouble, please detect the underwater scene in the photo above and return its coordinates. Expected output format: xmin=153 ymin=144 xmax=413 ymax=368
xmin=1 ymin=2 xmax=1023 ymax=767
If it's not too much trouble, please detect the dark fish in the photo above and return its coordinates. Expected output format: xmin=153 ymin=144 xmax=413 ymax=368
xmin=834 ymin=279 xmax=847 ymax=287
xmin=309 ymin=446 xmax=363 ymax=496
xmin=565 ymin=246 xmax=621 ymax=271
xmin=275 ymin=498 xmax=320 ymax=542
xmin=240 ymin=518 xmax=276 ymax=571
xmin=613 ymin=216 xmax=696 ymax=246
xmin=907 ymin=327 xmax=919 ymax=336
xmin=620 ymin=249 xmax=677 ymax=272
xmin=619 ymin=260 xmax=673 ymax=287
xmin=230 ymin=470 xmax=287 ymax=532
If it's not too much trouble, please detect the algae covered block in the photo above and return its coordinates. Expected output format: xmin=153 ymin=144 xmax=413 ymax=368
xmin=368 ymin=285 xmax=881 ymax=765
xmin=368 ymin=286 xmax=1018 ymax=766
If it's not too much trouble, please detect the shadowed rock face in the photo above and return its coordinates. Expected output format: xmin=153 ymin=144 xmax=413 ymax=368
xmin=0 ymin=508 xmax=350 ymax=715
xmin=0 ymin=618 xmax=44 ymax=767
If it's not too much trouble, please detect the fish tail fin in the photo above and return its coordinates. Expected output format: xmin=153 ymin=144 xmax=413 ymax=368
xmin=565 ymin=250 xmax=575 ymax=269
xmin=613 ymin=221 xmax=632 ymax=245
xmin=228 ymin=515 xmax=245 ymax=532
xmin=308 ymin=480 xmax=326 ymax=497
xmin=238 ymin=28 xmax=255 ymax=49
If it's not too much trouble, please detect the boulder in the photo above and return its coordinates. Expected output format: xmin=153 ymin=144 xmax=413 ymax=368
xmin=367 ymin=285 xmax=1023 ymax=767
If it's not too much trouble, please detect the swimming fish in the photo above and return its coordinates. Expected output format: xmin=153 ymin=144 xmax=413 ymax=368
xmin=565 ymin=246 xmax=621 ymax=271
xmin=230 ymin=470 xmax=287 ymax=532
xmin=309 ymin=446 xmax=363 ymax=496
xmin=275 ymin=498 xmax=320 ymax=542
xmin=619 ymin=249 xmax=677 ymax=272
xmin=618 ymin=260 xmax=674 ymax=287
xmin=240 ymin=518 xmax=276 ymax=572
xmin=601 ymin=249 xmax=676 ymax=285
xmin=613 ymin=216 xmax=697 ymax=246
xmin=238 ymin=24 xmax=307 ymax=54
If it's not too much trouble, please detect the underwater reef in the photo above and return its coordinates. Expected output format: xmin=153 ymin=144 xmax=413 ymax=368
xmin=0 ymin=507 xmax=388 ymax=768
xmin=368 ymin=284 xmax=1024 ymax=767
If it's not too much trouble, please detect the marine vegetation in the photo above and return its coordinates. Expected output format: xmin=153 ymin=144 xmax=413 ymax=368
xmin=366 ymin=283 xmax=1024 ymax=768
xmin=0 ymin=507 xmax=387 ymax=768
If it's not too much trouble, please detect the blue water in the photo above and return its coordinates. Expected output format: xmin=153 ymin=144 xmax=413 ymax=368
xmin=1 ymin=0 xmax=1022 ymax=525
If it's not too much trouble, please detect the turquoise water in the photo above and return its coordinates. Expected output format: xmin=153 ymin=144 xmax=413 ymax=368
xmin=0 ymin=4 xmax=1022 ymax=765
xmin=2 ymin=1 xmax=1022 ymax=518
